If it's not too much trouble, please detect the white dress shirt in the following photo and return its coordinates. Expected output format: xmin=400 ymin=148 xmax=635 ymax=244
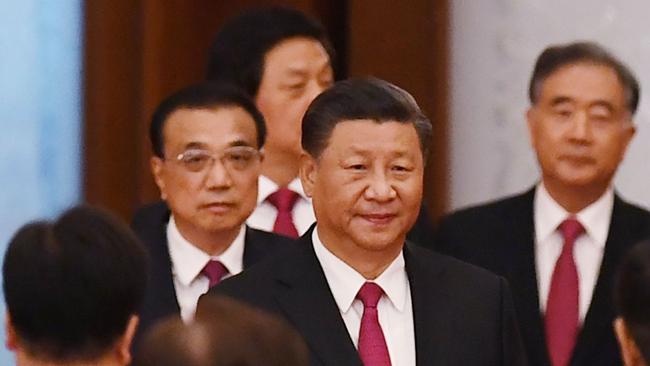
xmin=246 ymin=175 xmax=315 ymax=235
xmin=312 ymin=227 xmax=416 ymax=366
xmin=534 ymin=184 xmax=613 ymax=322
xmin=167 ymin=216 xmax=245 ymax=322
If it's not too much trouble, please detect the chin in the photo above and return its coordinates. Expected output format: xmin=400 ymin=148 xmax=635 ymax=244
xmin=352 ymin=232 xmax=404 ymax=253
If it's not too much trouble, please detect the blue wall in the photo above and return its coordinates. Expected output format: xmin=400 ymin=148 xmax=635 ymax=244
xmin=0 ymin=0 xmax=82 ymax=362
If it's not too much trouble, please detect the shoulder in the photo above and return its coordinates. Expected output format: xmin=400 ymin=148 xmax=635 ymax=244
xmin=439 ymin=189 xmax=534 ymax=228
xmin=131 ymin=201 xmax=170 ymax=230
xmin=246 ymin=227 xmax=297 ymax=248
xmin=408 ymin=244 xmax=504 ymax=287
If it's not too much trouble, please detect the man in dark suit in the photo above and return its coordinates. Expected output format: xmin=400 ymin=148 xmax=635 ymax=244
xmin=206 ymin=78 xmax=527 ymax=365
xmin=433 ymin=42 xmax=650 ymax=366
xmin=131 ymin=83 xmax=295 ymax=342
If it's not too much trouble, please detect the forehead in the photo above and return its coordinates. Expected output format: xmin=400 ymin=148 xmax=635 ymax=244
xmin=163 ymin=106 xmax=258 ymax=151
xmin=538 ymin=62 xmax=626 ymax=106
xmin=324 ymin=119 xmax=421 ymax=157
xmin=262 ymin=37 xmax=331 ymax=76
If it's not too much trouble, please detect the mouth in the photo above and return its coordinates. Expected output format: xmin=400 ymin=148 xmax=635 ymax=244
xmin=559 ymin=155 xmax=595 ymax=165
xmin=201 ymin=202 xmax=235 ymax=214
xmin=358 ymin=213 xmax=397 ymax=225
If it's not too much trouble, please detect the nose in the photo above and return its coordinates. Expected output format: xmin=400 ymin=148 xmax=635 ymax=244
xmin=364 ymin=170 xmax=397 ymax=202
xmin=203 ymin=158 xmax=233 ymax=190
xmin=567 ymin=110 xmax=592 ymax=143
xmin=305 ymin=79 xmax=326 ymax=105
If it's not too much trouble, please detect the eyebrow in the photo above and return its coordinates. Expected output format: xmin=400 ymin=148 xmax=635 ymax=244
xmin=549 ymin=96 xmax=574 ymax=107
xmin=284 ymin=60 xmax=332 ymax=77
xmin=181 ymin=139 xmax=255 ymax=151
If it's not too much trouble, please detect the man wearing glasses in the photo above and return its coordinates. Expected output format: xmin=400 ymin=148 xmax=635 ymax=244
xmin=131 ymin=83 xmax=295 ymax=346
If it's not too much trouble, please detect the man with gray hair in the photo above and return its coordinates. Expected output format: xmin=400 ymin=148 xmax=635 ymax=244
xmin=433 ymin=41 xmax=650 ymax=366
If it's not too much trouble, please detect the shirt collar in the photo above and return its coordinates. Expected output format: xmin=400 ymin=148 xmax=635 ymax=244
xmin=311 ymin=226 xmax=408 ymax=313
xmin=166 ymin=216 xmax=246 ymax=286
xmin=257 ymin=175 xmax=310 ymax=203
xmin=534 ymin=183 xmax=613 ymax=249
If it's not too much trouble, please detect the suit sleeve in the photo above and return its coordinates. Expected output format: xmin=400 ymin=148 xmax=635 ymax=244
xmin=499 ymin=277 xmax=529 ymax=366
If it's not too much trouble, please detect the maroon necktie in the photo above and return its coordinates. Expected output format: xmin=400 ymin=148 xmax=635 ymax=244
xmin=356 ymin=282 xmax=391 ymax=366
xmin=267 ymin=188 xmax=300 ymax=238
xmin=201 ymin=260 xmax=229 ymax=288
xmin=545 ymin=218 xmax=584 ymax=366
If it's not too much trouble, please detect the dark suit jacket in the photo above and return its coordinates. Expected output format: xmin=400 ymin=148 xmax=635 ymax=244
xmin=131 ymin=201 xmax=296 ymax=345
xmin=432 ymin=187 xmax=650 ymax=366
xmin=206 ymin=226 xmax=528 ymax=366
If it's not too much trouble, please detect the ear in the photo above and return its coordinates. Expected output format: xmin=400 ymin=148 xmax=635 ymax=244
xmin=299 ymin=152 xmax=317 ymax=198
xmin=115 ymin=315 xmax=139 ymax=366
xmin=5 ymin=313 xmax=17 ymax=352
xmin=150 ymin=156 xmax=168 ymax=200
xmin=614 ymin=317 xmax=644 ymax=366
xmin=621 ymin=121 xmax=637 ymax=152
xmin=526 ymin=107 xmax=538 ymax=149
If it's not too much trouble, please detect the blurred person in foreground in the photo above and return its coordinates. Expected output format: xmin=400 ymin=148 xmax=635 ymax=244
xmin=136 ymin=295 xmax=308 ymax=366
xmin=3 ymin=206 xmax=147 ymax=366
xmin=614 ymin=240 xmax=650 ymax=366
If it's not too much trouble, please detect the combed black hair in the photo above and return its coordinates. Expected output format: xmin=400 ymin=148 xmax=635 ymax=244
xmin=149 ymin=82 xmax=266 ymax=157
xmin=529 ymin=41 xmax=640 ymax=114
xmin=206 ymin=6 xmax=335 ymax=97
xmin=615 ymin=240 xmax=650 ymax=363
xmin=2 ymin=205 xmax=148 ymax=363
xmin=302 ymin=77 xmax=432 ymax=161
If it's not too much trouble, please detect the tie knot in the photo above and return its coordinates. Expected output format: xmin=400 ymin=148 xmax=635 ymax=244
xmin=201 ymin=260 xmax=229 ymax=288
xmin=356 ymin=282 xmax=384 ymax=308
xmin=267 ymin=188 xmax=300 ymax=212
xmin=559 ymin=218 xmax=585 ymax=247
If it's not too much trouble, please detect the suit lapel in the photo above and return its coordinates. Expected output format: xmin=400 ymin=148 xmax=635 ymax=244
xmin=571 ymin=195 xmax=628 ymax=364
xmin=242 ymin=226 xmax=262 ymax=268
xmin=141 ymin=206 xmax=181 ymax=326
xmin=505 ymin=188 xmax=551 ymax=366
xmin=404 ymin=244 xmax=453 ymax=364
xmin=273 ymin=233 xmax=362 ymax=366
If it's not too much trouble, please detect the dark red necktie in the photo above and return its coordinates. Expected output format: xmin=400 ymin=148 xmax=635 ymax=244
xmin=545 ymin=218 xmax=584 ymax=366
xmin=267 ymin=188 xmax=300 ymax=238
xmin=356 ymin=282 xmax=391 ymax=366
xmin=201 ymin=260 xmax=229 ymax=288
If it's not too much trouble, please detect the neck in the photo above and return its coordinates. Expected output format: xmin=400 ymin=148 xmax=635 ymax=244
xmin=542 ymin=178 xmax=609 ymax=213
xmin=174 ymin=220 xmax=240 ymax=256
xmin=317 ymin=228 xmax=403 ymax=280
xmin=261 ymin=149 xmax=300 ymax=187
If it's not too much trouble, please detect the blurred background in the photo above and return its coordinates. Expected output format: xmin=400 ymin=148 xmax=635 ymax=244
xmin=1 ymin=0 xmax=650 ymax=362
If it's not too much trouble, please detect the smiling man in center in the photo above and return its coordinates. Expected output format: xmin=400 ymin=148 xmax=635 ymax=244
xmin=206 ymin=78 xmax=526 ymax=366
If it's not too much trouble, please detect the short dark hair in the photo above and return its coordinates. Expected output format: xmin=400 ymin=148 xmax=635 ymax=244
xmin=206 ymin=6 xmax=335 ymax=97
xmin=2 ymin=206 xmax=148 ymax=363
xmin=136 ymin=296 xmax=308 ymax=366
xmin=615 ymin=240 xmax=650 ymax=363
xmin=529 ymin=41 xmax=640 ymax=114
xmin=149 ymin=82 xmax=266 ymax=157
xmin=302 ymin=77 xmax=433 ymax=161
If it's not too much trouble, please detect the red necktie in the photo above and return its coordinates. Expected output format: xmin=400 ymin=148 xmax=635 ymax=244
xmin=545 ymin=218 xmax=584 ymax=366
xmin=267 ymin=188 xmax=300 ymax=238
xmin=356 ymin=282 xmax=391 ymax=366
xmin=201 ymin=260 xmax=229 ymax=288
